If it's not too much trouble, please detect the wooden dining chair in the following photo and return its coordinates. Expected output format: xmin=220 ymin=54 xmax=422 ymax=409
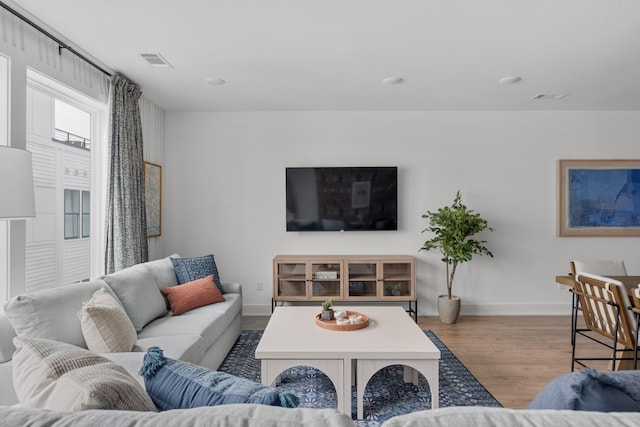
xmin=571 ymin=272 xmax=636 ymax=371
xmin=569 ymin=260 xmax=627 ymax=346
xmin=631 ymin=286 xmax=640 ymax=369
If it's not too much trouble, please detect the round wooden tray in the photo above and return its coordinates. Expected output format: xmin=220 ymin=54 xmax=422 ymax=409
xmin=315 ymin=310 xmax=369 ymax=331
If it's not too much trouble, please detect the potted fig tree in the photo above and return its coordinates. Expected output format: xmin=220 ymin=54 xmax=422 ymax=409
xmin=420 ymin=191 xmax=493 ymax=324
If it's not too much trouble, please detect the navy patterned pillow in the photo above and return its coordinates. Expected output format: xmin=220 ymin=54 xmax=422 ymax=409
xmin=140 ymin=347 xmax=299 ymax=410
xmin=171 ymin=255 xmax=224 ymax=294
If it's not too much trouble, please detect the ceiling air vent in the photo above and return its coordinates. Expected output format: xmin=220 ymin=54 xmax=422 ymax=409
xmin=139 ymin=53 xmax=172 ymax=68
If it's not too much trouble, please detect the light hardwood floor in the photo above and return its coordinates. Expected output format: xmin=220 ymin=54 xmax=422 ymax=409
xmin=419 ymin=315 xmax=576 ymax=409
xmin=243 ymin=314 xmax=609 ymax=409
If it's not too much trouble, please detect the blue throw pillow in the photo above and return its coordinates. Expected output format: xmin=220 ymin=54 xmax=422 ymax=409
xmin=171 ymin=255 xmax=224 ymax=294
xmin=528 ymin=368 xmax=640 ymax=412
xmin=139 ymin=347 xmax=299 ymax=411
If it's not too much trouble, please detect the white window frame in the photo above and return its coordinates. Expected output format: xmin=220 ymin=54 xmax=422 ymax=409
xmin=0 ymin=53 xmax=9 ymax=303
xmin=27 ymin=69 xmax=108 ymax=280
xmin=82 ymin=190 xmax=90 ymax=238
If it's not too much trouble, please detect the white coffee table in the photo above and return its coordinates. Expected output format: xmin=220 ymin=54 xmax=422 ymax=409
xmin=255 ymin=305 xmax=440 ymax=418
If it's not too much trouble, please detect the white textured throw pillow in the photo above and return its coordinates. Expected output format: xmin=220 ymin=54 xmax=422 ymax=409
xmin=12 ymin=337 xmax=156 ymax=412
xmin=80 ymin=288 xmax=137 ymax=353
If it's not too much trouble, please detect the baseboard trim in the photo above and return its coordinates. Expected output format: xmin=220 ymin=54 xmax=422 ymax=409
xmin=242 ymin=304 xmax=273 ymax=316
xmin=461 ymin=303 xmax=571 ymax=316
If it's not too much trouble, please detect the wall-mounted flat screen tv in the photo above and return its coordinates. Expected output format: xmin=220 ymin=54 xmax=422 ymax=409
xmin=286 ymin=166 xmax=398 ymax=231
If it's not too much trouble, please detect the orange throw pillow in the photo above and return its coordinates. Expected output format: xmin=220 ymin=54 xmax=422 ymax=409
xmin=161 ymin=275 xmax=225 ymax=315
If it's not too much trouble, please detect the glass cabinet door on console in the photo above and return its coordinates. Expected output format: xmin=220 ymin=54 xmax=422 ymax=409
xmin=275 ymin=261 xmax=307 ymax=300
xmin=346 ymin=261 xmax=378 ymax=299
xmin=381 ymin=261 xmax=415 ymax=300
xmin=310 ymin=261 xmax=343 ymax=299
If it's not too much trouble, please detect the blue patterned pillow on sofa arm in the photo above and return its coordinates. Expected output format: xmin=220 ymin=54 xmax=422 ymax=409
xmin=527 ymin=368 xmax=640 ymax=412
xmin=140 ymin=347 xmax=299 ymax=410
xmin=171 ymin=254 xmax=225 ymax=294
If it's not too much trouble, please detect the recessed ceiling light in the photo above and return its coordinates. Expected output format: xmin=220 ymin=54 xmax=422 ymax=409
xmin=205 ymin=78 xmax=226 ymax=86
xmin=498 ymin=76 xmax=522 ymax=84
xmin=382 ymin=77 xmax=404 ymax=85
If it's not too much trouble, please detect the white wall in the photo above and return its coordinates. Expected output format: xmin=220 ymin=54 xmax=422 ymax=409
xmin=164 ymin=111 xmax=640 ymax=316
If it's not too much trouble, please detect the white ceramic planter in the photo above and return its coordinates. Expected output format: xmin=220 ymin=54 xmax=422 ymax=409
xmin=437 ymin=295 xmax=461 ymax=324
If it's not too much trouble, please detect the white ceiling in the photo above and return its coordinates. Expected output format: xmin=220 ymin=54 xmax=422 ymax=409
xmin=7 ymin=0 xmax=640 ymax=111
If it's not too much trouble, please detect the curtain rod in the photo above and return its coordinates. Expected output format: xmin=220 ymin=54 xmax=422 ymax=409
xmin=0 ymin=1 xmax=113 ymax=77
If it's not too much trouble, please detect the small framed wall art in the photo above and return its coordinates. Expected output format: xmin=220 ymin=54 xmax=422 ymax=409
xmin=144 ymin=161 xmax=162 ymax=237
xmin=557 ymin=159 xmax=640 ymax=236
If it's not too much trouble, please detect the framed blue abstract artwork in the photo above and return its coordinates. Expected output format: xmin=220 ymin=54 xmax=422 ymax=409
xmin=557 ymin=159 xmax=640 ymax=236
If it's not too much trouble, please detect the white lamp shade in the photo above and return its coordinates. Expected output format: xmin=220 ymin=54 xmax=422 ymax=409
xmin=0 ymin=146 xmax=36 ymax=219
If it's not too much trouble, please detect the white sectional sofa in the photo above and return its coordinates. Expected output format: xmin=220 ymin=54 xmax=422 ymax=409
xmin=0 ymin=254 xmax=242 ymax=406
xmin=1 ymin=404 xmax=640 ymax=426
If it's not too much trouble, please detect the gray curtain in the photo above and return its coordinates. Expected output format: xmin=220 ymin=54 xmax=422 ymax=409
xmin=105 ymin=73 xmax=148 ymax=273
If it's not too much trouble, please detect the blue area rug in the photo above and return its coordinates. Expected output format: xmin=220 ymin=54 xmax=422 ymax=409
xmin=219 ymin=330 xmax=500 ymax=425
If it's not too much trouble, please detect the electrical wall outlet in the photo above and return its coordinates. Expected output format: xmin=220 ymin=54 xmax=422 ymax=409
xmin=256 ymin=281 xmax=263 ymax=291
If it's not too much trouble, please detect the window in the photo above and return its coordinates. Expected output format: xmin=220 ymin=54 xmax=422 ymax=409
xmin=82 ymin=191 xmax=90 ymax=238
xmin=64 ymin=190 xmax=90 ymax=239
xmin=64 ymin=189 xmax=80 ymax=239
xmin=53 ymin=99 xmax=91 ymax=150
xmin=25 ymin=71 xmax=107 ymax=289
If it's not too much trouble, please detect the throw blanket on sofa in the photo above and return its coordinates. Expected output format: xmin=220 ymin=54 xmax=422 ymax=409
xmin=140 ymin=347 xmax=299 ymax=410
